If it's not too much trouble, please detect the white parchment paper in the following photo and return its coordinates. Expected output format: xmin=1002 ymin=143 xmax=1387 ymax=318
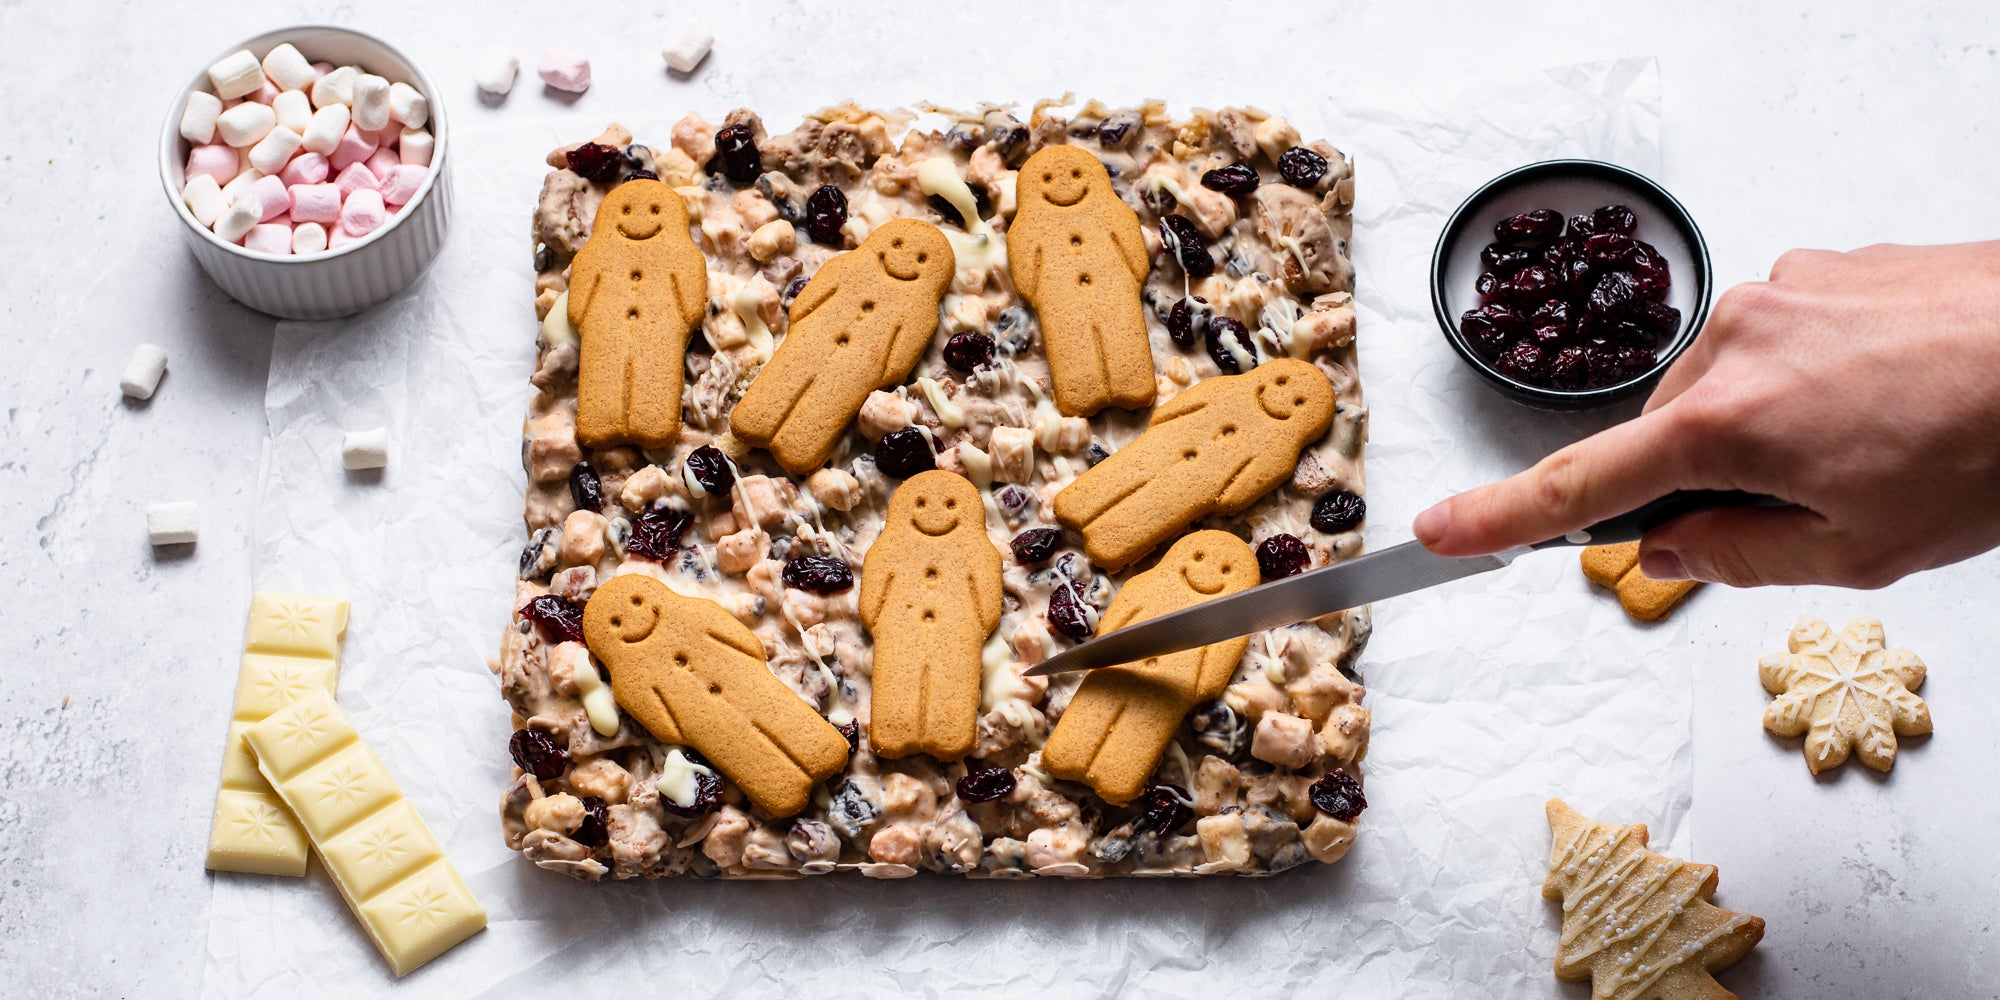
xmin=205 ymin=59 xmax=1679 ymax=998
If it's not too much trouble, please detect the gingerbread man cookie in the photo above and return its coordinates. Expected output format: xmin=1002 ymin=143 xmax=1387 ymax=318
xmin=1043 ymin=530 xmax=1256 ymax=805
xmin=568 ymin=180 xmax=709 ymax=450
xmin=1008 ymin=144 xmax=1156 ymax=418
xmin=1760 ymin=616 xmax=1930 ymax=774
xmin=859 ymin=470 xmax=1003 ymax=760
xmin=731 ymin=219 xmax=954 ymax=474
xmin=583 ymin=573 xmax=848 ymax=817
xmin=1053 ymin=358 xmax=1335 ymax=572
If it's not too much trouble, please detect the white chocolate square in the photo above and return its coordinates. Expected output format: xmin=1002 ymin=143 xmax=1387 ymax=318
xmin=243 ymin=594 xmax=350 ymax=658
xmin=318 ymin=799 xmax=442 ymax=899
xmin=208 ymin=788 xmax=311 ymax=875
xmin=287 ymin=742 xmax=401 ymax=842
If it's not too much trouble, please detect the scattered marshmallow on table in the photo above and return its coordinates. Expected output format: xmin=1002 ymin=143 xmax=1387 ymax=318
xmin=147 ymin=502 xmax=199 ymax=546
xmin=474 ymin=47 xmax=519 ymax=96
xmin=663 ymin=23 xmax=714 ymax=74
xmin=537 ymin=49 xmax=591 ymax=93
xmin=342 ymin=427 xmax=389 ymax=470
xmin=208 ymin=50 xmax=264 ymax=100
xmin=181 ymin=91 xmax=223 ymax=144
xmin=120 ymin=344 xmax=169 ymax=400
xmin=216 ymin=102 xmax=276 ymax=147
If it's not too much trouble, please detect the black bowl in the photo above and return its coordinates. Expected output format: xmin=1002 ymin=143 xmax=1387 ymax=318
xmin=1431 ymin=159 xmax=1713 ymax=410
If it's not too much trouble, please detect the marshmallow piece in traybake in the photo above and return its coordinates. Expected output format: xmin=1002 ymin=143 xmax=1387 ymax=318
xmin=329 ymin=125 xmax=379 ymax=171
xmin=182 ymin=175 xmax=227 ymax=226
xmin=279 ymin=150 xmax=330 ymax=186
xmin=206 ymin=594 xmax=348 ymax=876
xmin=216 ymin=101 xmax=276 ymax=148
xmin=248 ymin=126 xmax=304 ymax=176
xmin=342 ymin=427 xmax=389 ymax=470
xmin=207 ymin=49 xmax=265 ymax=100
xmin=120 ymin=343 xmax=168 ymax=400
xmin=351 ymin=73 xmax=392 ymax=131
xmin=474 ymin=46 xmax=518 ymax=96
xmin=288 ymin=183 xmax=342 ymax=225
xmin=214 ymin=194 xmax=261 ymax=243
xmin=398 ymin=128 xmax=433 ymax=167
xmin=292 ymin=222 xmax=329 ymax=254
xmin=301 ymin=103 xmax=350 ymax=156
xmin=663 ymin=23 xmax=714 ymax=74
xmin=340 ymin=188 xmax=387 ymax=237
xmin=248 ymin=174 xmax=291 ymax=222
xmin=387 ymin=81 xmax=428 ymax=128
xmin=272 ymin=89 xmax=312 ymax=133
xmin=181 ymin=91 xmax=223 ymax=145
xmin=244 ymin=223 xmax=292 ymax=255
xmin=185 ymin=143 xmax=237 ymax=187
xmin=379 ymin=165 xmax=427 ymax=206
xmin=260 ymin=42 xmax=318 ymax=92
xmin=147 ymin=501 xmax=199 ymax=545
xmin=537 ymin=48 xmax=591 ymax=93
xmin=311 ymin=65 xmax=358 ymax=110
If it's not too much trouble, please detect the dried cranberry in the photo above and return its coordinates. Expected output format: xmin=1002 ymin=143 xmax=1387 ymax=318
xmin=624 ymin=169 xmax=658 ymax=182
xmin=1256 ymin=533 xmax=1310 ymax=580
xmin=1584 ymin=233 xmax=1637 ymax=270
xmin=955 ymin=766 xmax=1016 ymax=803
xmin=1530 ymin=299 xmax=1573 ymax=333
xmin=1135 ymin=784 xmax=1194 ymax=834
xmin=782 ymin=275 xmax=810 ymax=308
xmin=804 ymin=184 xmax=848 ymax=245
xmin=573 ymin=795 xmax=610 ymax=847
xmin=1547 ymin=345 xmax=1590 ymax=390
xmin=1636 ymin=301 xmax=1682 ymax=341
xmin=1310 ymin=490 xmax=1366 ymax=534
xmin=1046 ymin=583 xmax=1094 ymax=639
xmin=1308 ymin=769 xmax=1367 ymax=821
xmin=660 ymin=772 xmax=723 ymax=819
xmin=836 ymin=720 xmax=860 ymax=752
xmin=1480 ymin=244 xmax=1535 ymax=275
xmin=1629 ymin=243 xmax=1672 ymax=295
xmin=1167 ymin=296 xmax=1209 ymax=349
xmin=1587 ymin=270 xmax=1641 ymax=319
xmin=508 ymin=728 xmax=568 ymax=779
xmin=1159 ymin=214 xmax=1215 ymax=278
xmin=568 ymin=462 xmax=603 ymax=513
xmin=1474 ymin=271 xmax=1502 ymax=301
xmin=873 ymin=427 xmax=936 ymax=478
xmin=1010 ymin=527 xmax=1062 ymax=564
xmin=1590 ymin=203 xmax=1638 ymax=235
xmin=627 ymin=504 xmax=692 ymax=562
xmin=943 ymin=331 xmax=995 ymax=372
xmin=1200 ymin=162 xmax=1260 ymax=197
xmin=1493 ymin=209 xmax=1564 ymax=247
xmin=523 ymin=594 xmax=585 ymax=644
xmin=712 ymin=124 xmax=762 ymax=184
xmin=1503 ymin=264 xmax=1557 ymax=302
xmin=1567 ymin=212 xmax=1598 ymax=238
xmin=683 ymin=445 xmax=735 ymax=496
xmin=1591 ymin=345 xmax=1657 ymax=389
xmin=1276 ymin=146 xmax=1328 ymax=187
xmin=1205 ymin=315 xmax=1252 ymax=374
xmin=1096 ymin=114 xmax=1136 ymax=148
xmin=564 ymin=142 xmax=625 ymax=184
xmin=1494 ymin=341 xmax=1548 ymax=383
xmin=782 ymin=555 xmax=854 ymax=594
xmin=1458 ymin=308 xmax=1513 ymax=358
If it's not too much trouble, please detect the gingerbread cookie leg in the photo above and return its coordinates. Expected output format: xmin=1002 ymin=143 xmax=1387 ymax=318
xmin=1043 ymin=671 xmax=1191 ymax=805
xmin=1580 ymin=541 xmax=1700 ymax=621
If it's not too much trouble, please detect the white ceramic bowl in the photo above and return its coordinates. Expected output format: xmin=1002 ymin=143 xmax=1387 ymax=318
xmin=159 ymin=25 xmax=451 ymax=320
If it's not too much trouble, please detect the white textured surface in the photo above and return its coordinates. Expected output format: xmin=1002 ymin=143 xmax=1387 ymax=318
xmin=3 ymin=2 xmax=1998 ymax=998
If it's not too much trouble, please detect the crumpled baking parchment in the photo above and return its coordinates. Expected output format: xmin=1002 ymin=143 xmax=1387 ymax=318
xmin=204 ymin=58 xmax=1679 ymax=998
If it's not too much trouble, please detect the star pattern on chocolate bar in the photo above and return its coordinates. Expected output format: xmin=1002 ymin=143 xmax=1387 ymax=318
xmin=267 ymin=598 xmax=328 ymax=641
xmin=276 ymin=702 xmax=333 ymax=750
xmin=313 ymin=761 xmax=374 ymax=810
xmin=252 ymin=664 xmax=313 ymax=706
xmin=393 ymin=881 xmax=455 ymax=928
xmin=356 ymin=826 xmax=410 ymax=873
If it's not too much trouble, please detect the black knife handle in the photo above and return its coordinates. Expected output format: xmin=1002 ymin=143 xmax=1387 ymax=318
xmin=1529 ymin=490 xmax=1791 ymax=549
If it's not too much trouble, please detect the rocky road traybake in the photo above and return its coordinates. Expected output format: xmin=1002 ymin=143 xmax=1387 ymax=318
xmin=495 ymin=101 xmax=1371 ymax=879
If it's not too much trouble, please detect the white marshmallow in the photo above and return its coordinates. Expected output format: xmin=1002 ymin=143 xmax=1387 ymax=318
xmin=341 ymin=427 xmax=389 ymax=470
xmin=260 ymin=43 xmax=317 ymax=92
xmin=351 ymin=73 xmax=392 ymax=130
xmin=311 ymin=65 xmax=357 ymax=109
xmin=182 ymin=175 xmax=226 ymax=225
xmin=248 ymin=126 xmax=304 ymax=175
xmin=292 ymin=222 xmax=329 ymax=254
xmin=301 ymin=103 xmax=349 ymax=155
xmin=272 ymin=89 xmax=312 ymax=132
xmin=474 ymin=47 xmax=518 ymax=96
xmin=207 ymin=50 xmax=264 ymax=100
xmin=398 ymin=128 xmax=433 ymax=167
xmin=220 ymin=167 xmax=262 ymax=205
xmin=663 ymin=23 xmax=714 ymax=74
xmin=214 ymin=194 xmax=261 ymax=243
xmin=120 ymin=343 xmax=168 ymax=400
xmin=147 ymin=502 xmax=200 ymax=546
xmin=387 ymin=81 xmax=428 ymax=128
xmin=216 ymin=101 xmax=276 ymax=147
xmin=180 ymin=91 xmax=222 ymax=145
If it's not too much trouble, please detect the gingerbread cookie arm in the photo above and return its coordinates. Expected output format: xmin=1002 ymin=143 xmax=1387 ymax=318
xmin=1108 ymin=207 xmax=1149 ymax=283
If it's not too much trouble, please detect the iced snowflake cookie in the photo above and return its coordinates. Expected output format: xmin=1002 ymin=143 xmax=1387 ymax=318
xmin=1759 ymin=616 xmax=1930 ymax=774
xmin=497 ymin=102 xmax=1368 ymax=881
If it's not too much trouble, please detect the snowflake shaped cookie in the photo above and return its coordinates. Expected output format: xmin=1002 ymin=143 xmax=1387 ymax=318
xmin=1760 ymin=617 xmax=1930 ymax=773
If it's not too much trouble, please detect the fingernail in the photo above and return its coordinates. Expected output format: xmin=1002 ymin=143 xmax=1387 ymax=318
xmin=1413 ymin=503 xmax=1449 ymax=548
xmin=1640 ymin=550 xmax=1687 ymax=580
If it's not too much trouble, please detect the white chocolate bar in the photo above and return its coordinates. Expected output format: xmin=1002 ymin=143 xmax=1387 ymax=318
xmin=245 ymin=690 xmax=486 ymax=977
xmin=206 ymin=593 xmax=349 ymax=875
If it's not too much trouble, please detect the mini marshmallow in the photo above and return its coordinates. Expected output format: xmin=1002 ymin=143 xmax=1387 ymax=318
xmin=365 ymin=123 xmax=401 ymax=148
xmin=267 ymin=212 xmax=292 ymax=227
xmin=208 ymin=49 xmax=264 ymax=100
xmin=147 ymin=501 xmax=199 ymax=546
xmin=180 ymin=91 xmax=223 ymax=145
xmin=261 ymin=43 xmax=317 ymax=92
xmin=220 ymin=167 xmax=263 ymax=205
xmin=537 ymin=49 xmax=591 ymax=93
xmin=334 ymin=162 xmax=381 ymax=198
xmin=301 ymin=104 xmax=349 ymax=155
xmin=351 ymin=73 xmax=392 ymax=131
xmin=246 ymin=77 xmax=281 ymax=105
xmin=214 ymin=194 xmax=261 ymax=243
xmin=292 ymin=222 xmax=329 ymax=254
xmin=398 ymin=128 xmax=433 ymax=167
xmin=474 ymin=47 xmax=519 ymax=96
xmin=342 ymin=427 xmax=389 ymax=470
xmin=310 ymin=61 xmax=333 ymax=78
xmin=288 ymin=183 xmax=342 ymax=224
xmin=339 ymin=188 xmax=387 ymax=236
xmin=379 ymin=165 xmax=427 ymax=206
xmin=663 ymin=23 xmax=714 ymax=74
xmin=279 ymin=150 xmax=330 ymax=186
xmin=120 ymin=343 xmax=168 ymax=400
xmin=387 ymin=81 xmax=428 ymax=128
xmin=328 ymin=125 xmax=378 ymax=171
xmin=244 ymin=223 xmax=293 ymax=255
xmin=248 ymin=126 xmax=304 ymax=175
xmin=310 ymin=65 xmax=357 ymax=110
xmin=249 ymin=175 xmax=291 ymax=222
xmin=365 ymin=147 xmax=400 ymax=182
xmin=216 ymin=101 xmax=276 ymax=147
xmin=185 ymin=143 xmax=237 ymax=187
xmin=328 ymin=227 xmax=361 ymax=249
xmin=182 ymin=175 xmax=226 ymax=225
xmin=272 ymin=89 xmax=312 ymax=132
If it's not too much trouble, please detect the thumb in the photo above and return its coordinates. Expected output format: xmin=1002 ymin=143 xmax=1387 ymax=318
xmin=1639 ymin=505 xmax=1863 ymax=588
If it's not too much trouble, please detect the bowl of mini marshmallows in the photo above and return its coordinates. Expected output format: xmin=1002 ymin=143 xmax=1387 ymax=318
xmin=160 ymin=26 xmax=449 ymax=320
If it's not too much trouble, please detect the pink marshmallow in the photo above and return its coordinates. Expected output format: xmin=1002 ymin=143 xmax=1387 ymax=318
xmin=278 ymin=151 xmax=330 ymax=186
xmin=366 ymin=124 xmax=402 ymax=148
xmin=537 ymin=49 xmax=591 ymax=93
xmin=327 ymin=125 xmax=379 ymax=171
xmin=249 ymin=175 xmax=291 ymax=222
xmin=334 ymin=161 xmax=381 ymax=199
xmin=339 ymin=188 xmax=388 ymax=237
xmin=288 ymin=183 xmax=342 ymax=224
xmin=185 ymin=144 xmax=238 ymax=187
xmin=364 ymin=147 xmax=400 ymax=181
xmin=266 ymin=212 xmax=292 ymax=227
xmin=310 ymin=61 xmax=333 ymax=79
xmin=329 ymin=226 xmax=362 ymax=249
xmin=379 ymin=165 xmax=427 ymax=206
xmin=246 ymin=77 xmax=281 ymax=105
xmin=244 ymin=223 xmax=294 ymax=255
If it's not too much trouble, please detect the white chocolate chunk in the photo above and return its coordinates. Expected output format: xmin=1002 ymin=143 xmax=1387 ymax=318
xmin=570 ymin=649 xmax=620 ymax=736
xmin=208 ymin=49 xmax=265 ymax=100
xmin=342 ymin=427 xmax=389 ymax=470
xmin=655 ymin=748 xmax=717 ymax=807
xmin=474 ymin=47 xmax=518 ymax=96
xmin=260 ymin=43 xmax=317 ymax=92
xmin=387 ymin=81 xmax=428 ymax=128
xmin=662 ymin=23 xmax=714 ymax=74
xmin=147 ymin=501 xmax=199 ymax=545
xmin=119 ymin=343 xmax=168 ymax=400
xmin=180 ymin=90 xmax=222 ymax=145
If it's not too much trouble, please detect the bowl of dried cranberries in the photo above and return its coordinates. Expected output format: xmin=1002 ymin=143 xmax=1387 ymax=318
xmin=1431 ymin=160 xmax=1711 ymax=409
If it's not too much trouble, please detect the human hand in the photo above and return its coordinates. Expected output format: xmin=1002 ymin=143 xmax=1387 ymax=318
xmin=1414 ymin=241 xmax=2000 ymax=588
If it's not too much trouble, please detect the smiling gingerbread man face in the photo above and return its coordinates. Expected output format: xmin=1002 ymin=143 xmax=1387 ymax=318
xmin=600 ymin=179 xmax=687 ymax=241
xmin=1163 ymin=534 xmax=1248 ymax=596
xmin=1251 ymin=361 xmax=1330 ymax=422
xmin=888 ymin=468 xmax=979 ymax=538
xmin=589 ymin=574 xmax=664 ymax=643
xmin=871 ymin=219 xmax=954 ymax=283
xmin=1018 ymin=144 xmax=1107 ymax=209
